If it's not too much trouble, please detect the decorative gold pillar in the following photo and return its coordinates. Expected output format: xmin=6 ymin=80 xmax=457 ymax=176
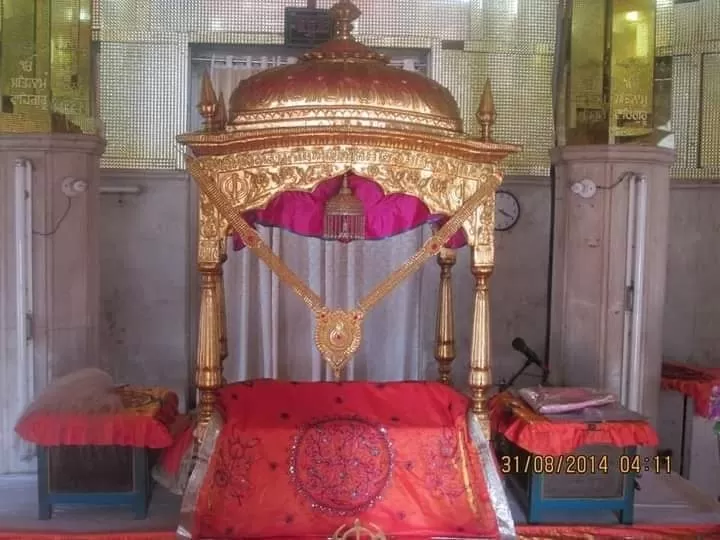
xmin=464 ymin=80 xmax=497 ymax=439
xmin=469 ymin=263 xmax=493 ymax=436
xmin=217 ymin=255 xmax=228 ymax=383
xmin=434 ymin=247 xmax=456 ymax=385
xmin=196 ymin=265 xmax=223 ymax=426
xmin=193 ymin=73 xmax=225 ymax=431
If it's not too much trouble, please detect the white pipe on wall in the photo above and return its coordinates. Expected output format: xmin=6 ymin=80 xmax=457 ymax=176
xmin=14 ymin=158 xmax=34 ymax=462
xmin=100 ymin=185 xmax=143 ymax=195
xmin=620 ymin=174 xmax=637 ymax=406
xmin=628 ymin=175 xmax=648 ymax=413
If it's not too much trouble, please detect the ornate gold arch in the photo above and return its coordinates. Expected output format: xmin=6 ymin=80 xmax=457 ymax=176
xmin=181 ymin=77 xmax=519 ymax=440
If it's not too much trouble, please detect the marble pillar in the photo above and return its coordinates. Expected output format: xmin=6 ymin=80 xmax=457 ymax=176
xmin=0 ymin=134 xmax=104 ymax=473
xmin=549 ymin=145 xmax=674 ymax=428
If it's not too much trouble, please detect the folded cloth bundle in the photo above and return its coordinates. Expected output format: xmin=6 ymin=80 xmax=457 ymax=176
xmin=518 ymin=386 xmax=616 ymax=415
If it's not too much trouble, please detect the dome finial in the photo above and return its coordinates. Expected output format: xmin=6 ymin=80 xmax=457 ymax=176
xmin=198 ymin=70 xmax=218 ymax=131
xmin=476 ymin=78 xmax=496 ymax=142
xmin=330 ymin=0 xmax=361 ymax=40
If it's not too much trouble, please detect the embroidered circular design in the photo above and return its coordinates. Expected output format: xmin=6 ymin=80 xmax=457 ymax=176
xmin=291 ymin=417 xmax=392 ymax=515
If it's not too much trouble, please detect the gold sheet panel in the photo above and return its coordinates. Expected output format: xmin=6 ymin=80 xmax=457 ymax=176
xmin=1 ymin=0 xmax=96 ymax=134
xmin=700 ymin=53 xmax=720 ymax=170
xmin=97 ymin=41 xmax=186 ymax=169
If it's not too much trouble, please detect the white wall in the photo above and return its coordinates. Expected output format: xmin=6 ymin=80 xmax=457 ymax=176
xmin=99 ymin=169 xmax=192 ymax=410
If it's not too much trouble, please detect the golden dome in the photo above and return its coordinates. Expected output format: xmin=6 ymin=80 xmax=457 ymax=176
xmin=228 ymin=0 xmax=463 ymax=136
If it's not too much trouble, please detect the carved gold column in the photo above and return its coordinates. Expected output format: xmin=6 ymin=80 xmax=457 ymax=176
xmin=217 ymin=255 xmax=228 ymax=383
xmin=193 ymin=73 xmax=224 ymax=431
xmin=196 ymin=264 xmax=223 ymax=426
xmin=468 ymin=262 xmax=493 ymax=437
xmin=434 ymin=247 xmax=456 ymax=385
xmin=465 ymin=80 xmax=497 ymax=439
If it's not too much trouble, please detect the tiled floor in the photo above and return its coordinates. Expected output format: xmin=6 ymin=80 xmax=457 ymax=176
xmin=0 ymin=471 xmax=719 ymax=533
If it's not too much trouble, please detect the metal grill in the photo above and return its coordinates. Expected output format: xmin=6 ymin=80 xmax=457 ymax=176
xmin=92 ymin=0 xmax=720 ymax=178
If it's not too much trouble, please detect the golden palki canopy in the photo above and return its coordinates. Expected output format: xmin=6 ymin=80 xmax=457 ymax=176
xmin=227 ymin=1 xmax=461 ymax=136
xmin=178 ymin=0 xmax=520 ymax=436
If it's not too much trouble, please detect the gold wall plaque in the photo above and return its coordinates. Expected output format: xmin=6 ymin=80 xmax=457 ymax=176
xmin=0 ymin=0 xmax=98 ymax=134
xmin=562 ymin=0 xmax=657 ymax=145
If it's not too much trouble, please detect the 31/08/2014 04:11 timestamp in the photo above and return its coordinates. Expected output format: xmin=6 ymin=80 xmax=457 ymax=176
xmin=500 ymin=453 xmax=672 ymax=475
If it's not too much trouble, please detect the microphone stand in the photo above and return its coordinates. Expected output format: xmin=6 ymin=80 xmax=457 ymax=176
xmin=498 ymin=358 xmax=537 ymax=392
xmin=498 ymin=337 xmax=550 ymax=392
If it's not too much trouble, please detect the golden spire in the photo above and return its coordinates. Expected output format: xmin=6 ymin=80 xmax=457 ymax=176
xmin=476 ymin=78 xmax=496 ymax=142
xmin=214 ymin=91 xmax=228 ymax=130
xmin=329 ymin=0 xmax=361 ymax=40
xmin=197 ymin=70 xmax=218 ymax=131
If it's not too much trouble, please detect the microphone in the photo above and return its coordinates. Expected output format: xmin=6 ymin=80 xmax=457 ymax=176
xmin=511 ymin=337 xmax=550 ymax=384
xmin=511 ymin=337 xmax=543 ymax=368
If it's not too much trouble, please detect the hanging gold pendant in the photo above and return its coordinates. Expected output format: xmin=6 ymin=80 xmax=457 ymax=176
xmin=314 ymin=308 xmax=364 ymax=376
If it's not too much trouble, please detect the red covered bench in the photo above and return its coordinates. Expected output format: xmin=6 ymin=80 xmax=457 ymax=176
xmin=15 ymin=385 xmax=183 ymax=520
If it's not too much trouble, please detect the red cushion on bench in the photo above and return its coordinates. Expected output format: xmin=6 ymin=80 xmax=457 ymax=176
xmin=15 ymin=386 xmax=180 ymax=448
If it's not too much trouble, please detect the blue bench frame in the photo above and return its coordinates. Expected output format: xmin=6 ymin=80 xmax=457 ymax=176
xmin=499 ymin=438 xmax=637 ymax=525
xmin=37 ymin=446 xmax=152 ymax=520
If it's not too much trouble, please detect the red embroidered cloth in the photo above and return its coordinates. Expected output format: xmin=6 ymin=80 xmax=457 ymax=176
xmin=191 ymin=380 xmax=500 ymax=539
xmin=15 ymin=386 xmax=180 ymax=448
xmin=661 ymin=361 xmax=720 ymax=419
xmin=2 ymin=523 xmax=720 ymax=540
xmin=490 ymin=391 xmax=658 ymax=455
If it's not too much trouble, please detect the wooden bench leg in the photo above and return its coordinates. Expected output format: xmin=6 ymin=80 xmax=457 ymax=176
xmin=616 ymin=468 xmax=636 ymax=525
xmin=526 ymin=470 xmax=544 ymax=524
xmin=37 ymin=446 xmax=52 ymax=520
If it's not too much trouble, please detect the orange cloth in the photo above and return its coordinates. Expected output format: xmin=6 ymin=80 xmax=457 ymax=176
xmin=193 ymin=380 xmax=500 ymax=539
xmin=15 ymin=386 xmax=180 ymax=448
xmin=490 ymin=391 xmax=658 ymax=455
xmin=661 ymin=361 xmax=720 ymax=418
xmin=1 ymin=523 xmax=720 ymax=540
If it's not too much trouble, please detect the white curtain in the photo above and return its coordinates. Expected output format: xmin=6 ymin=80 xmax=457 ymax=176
xmin=203 ymin=55 xmax=441 ymax=383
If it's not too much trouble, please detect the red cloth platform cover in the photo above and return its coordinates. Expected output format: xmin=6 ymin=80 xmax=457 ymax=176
xmin=232 ymin=174 xmax=467 ymax=249
xmin=3 ymin=524 xmax=720 ymax=540
xmin=15 ymin=386 xmax=180 ymax=449
xmin=490 ymin=392 xmax=658 ymax=455
xmin=661 ymin=361 xmax=720 ymax=419
xmin=190 ymin=380 xmax=500 ymax=539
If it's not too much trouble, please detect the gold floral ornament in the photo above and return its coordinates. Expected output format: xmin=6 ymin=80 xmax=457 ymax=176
xmin=186 ymin=156 xmax=493 ymax=377
xmin=323 ymin=172 xmax=365 ymax=242
xmin=314 ymin=308 xmax=364 ymax=376
xmin=331 ymin=519 xmax=386 ymax=540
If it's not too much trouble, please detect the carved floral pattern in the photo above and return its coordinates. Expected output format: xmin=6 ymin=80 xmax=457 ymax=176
xmin=211 ymin=423 xmax=260 ymax=507
xmin=423 ymin=426 xmax=466 ymax=500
